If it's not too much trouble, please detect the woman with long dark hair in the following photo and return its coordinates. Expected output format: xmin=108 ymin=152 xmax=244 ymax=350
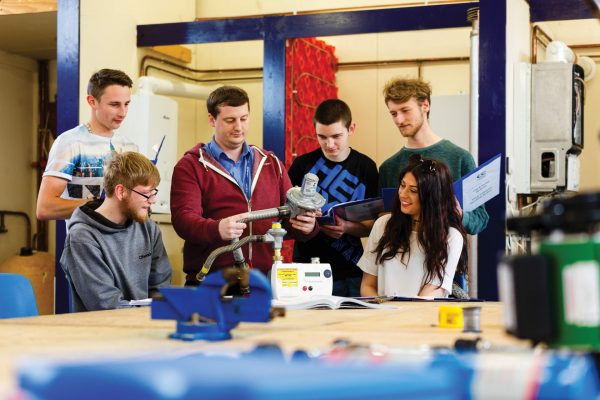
xmin=358 ymin=155 xmax=467 ymax=297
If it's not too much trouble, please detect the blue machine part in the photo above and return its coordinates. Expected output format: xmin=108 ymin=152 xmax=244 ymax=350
xmin=535 ymin=353 xmax=600 ymax=399
xmin=18 ymin=355 xmax=459 ymax=400
xmin=17 ymin=350 xmax=600 ymax=400
xmin=151 ymin=269 xmax=272 ymax=341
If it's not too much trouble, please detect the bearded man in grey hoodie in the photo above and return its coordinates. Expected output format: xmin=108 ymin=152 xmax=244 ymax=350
xmin=60 ymin=151 xmax=172 ymax=312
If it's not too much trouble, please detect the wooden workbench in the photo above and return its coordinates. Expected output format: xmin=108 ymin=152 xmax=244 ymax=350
xmin=0 ymin=302 xmax=528 ymax=396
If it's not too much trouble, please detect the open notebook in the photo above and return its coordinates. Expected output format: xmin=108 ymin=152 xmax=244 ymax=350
xmin=272 ymin=295 xmax=397 ymax=310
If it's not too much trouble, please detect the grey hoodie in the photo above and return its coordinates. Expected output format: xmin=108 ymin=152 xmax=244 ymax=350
xmin=61 ymin=200 xmax=172 ymax=312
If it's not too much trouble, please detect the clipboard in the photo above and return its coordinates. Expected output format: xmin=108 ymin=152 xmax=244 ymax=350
xmin=453 ymin=154 xmax=502 ymax=212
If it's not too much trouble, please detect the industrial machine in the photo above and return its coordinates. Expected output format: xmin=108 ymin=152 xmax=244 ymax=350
xmin=530 ymin=61 xmax=584 ymax=193
xmin=511 ymin=41 xmax=586 ymax=196
xmin=151 ymin=173 xmax=326 ymax=341
xmin=499 ymin=192 xmax=600 ymax=349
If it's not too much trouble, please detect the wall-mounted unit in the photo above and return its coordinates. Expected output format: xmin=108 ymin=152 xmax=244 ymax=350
xmin=511 ymin=42 xmax=586 ymax=195
xmin=530 ymin=62 xmax=584 ymax=193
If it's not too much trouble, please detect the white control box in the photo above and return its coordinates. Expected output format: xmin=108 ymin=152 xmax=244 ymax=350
xmin=271 ymin=262 xmax=333 ymax=300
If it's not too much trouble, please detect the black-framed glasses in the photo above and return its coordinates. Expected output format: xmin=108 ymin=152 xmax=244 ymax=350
xmin=128 ymin=187 xmax=159 ymax=201
xmin=408 ymin=154 xmax=436 ymax=173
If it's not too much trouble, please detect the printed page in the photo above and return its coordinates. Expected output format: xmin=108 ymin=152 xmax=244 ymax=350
xmin=129 ymin=298 xmax=152 ymax=306
xmin=454 ymin=154 xmax=501 ymax=212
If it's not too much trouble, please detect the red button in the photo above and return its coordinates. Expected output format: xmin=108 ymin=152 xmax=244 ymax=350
xmin=303 ymin=286 xmax=307 ymax=291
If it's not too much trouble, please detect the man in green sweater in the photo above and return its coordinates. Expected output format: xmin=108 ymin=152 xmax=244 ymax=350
xmin=378 ymin=77 xmax=488 ymax=235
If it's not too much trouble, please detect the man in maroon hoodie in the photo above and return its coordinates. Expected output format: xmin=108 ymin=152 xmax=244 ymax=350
xmin=171 ymin=86 xmax=318 ymax=286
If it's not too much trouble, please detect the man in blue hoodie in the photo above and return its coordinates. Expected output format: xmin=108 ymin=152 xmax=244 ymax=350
xmin=60 ymin=152 xmax=172 ymax=312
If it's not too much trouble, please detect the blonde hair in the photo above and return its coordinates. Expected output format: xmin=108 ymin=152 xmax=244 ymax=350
xmin=103 ymin=152 xmax=160 ymax=196
xmin=383 ymin=77 xmax=432 ymax=107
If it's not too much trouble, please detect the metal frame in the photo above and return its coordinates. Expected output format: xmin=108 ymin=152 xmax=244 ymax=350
xmin=477 ymin=0 xmax=505 ymax=300
xmin=530 ymin=0 xmax=597 ymax=21
xmin=55 ymin=0 xmax=79 ymax=314
xmin=57 ymin=1 xmax=598 ymax=305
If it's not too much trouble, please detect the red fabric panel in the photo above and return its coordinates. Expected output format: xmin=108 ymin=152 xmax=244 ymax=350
xmin=283 ymin=38 xmax=338 ymax=262
xmin=285 ymin=38 xmax=338 ymax=168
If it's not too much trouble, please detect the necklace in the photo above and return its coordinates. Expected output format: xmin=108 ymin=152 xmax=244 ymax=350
xmin=85 ymin=122 xmax=102 ymax=136
xmin=85 ymin=123 xmax=113 ymax=138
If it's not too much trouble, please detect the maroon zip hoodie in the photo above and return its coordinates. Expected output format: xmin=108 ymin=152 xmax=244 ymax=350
xmin=171 ymin=143 xmax=318 ymax=284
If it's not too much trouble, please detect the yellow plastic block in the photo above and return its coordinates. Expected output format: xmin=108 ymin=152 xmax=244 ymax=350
xmin=438 ymin=305 xmax=464 ymax=329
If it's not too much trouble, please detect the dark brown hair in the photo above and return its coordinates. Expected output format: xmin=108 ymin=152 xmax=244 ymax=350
xmin=207 ymin=85 xmax=250 ymax=118
xmin=373 ymin=156 xmax=467 ymax=287
xmin=87 ymin=69 xmax=133 ymax=100
xmin=313 ymin=99 xmax=352 ymax=129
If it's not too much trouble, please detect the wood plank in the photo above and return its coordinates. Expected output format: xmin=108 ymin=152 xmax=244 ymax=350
xmin=0 ymin=0 xmax=56 ymax=15
xmin=150 ymin=45 xmax=192 ymax=63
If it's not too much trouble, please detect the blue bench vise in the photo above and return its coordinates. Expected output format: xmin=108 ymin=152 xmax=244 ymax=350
xmin=151 ymin=268 xmax=282 ymax=341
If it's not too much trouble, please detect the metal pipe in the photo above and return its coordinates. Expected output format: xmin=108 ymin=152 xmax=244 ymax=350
xmin=337 ymin=56 xmax=469 ymax=69
xmin=467 ymin=7 xmax=479 ymax=299
xmin=137 ymin=76 xmax=214 ymax=100
xmin=0 ymin=211 xmax=32 ymax=250
xmin=139 ymin=54 xmax=261 ymax=78
xmin=144 ymin=65 xmax=262 ymax=84
xmin=237 ymin=207 xmax=289 ymax=223
xmin=569 ymin=43 xmax=600 ymax=50
xmin=36 ymin=60 xmax=50 ymax=251
xmin=230 ymin=207 xmax=290 ymax=277
xmin=143 ymin=56 xmax=469 ymax=86
xmin=467 ymin=7 xmax=479 ymax=163
xmin=531 ymin=25 xmax=553 ymax=64
xmin=197 ymin=234 xmax=265 ymax=282
xmin=141 ymin=45 xmax=468 ymax=83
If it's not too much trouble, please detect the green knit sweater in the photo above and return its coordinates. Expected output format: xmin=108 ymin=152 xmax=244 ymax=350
xmin=378 ymin=139 xmax=489 ymax=235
